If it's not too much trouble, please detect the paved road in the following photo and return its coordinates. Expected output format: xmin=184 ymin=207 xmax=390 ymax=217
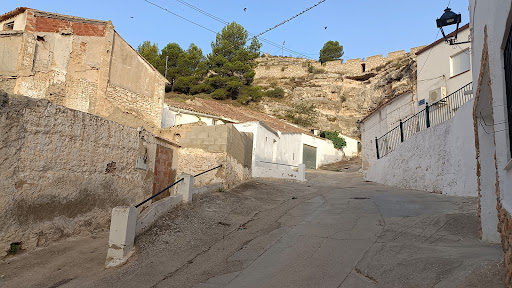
xmin=0 ymin=170 xmax=504 ymax=287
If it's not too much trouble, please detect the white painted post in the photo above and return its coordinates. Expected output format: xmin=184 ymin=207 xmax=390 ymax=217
xmin=178 ymin=174 xmax=194 ymax=202
xmin=106 ymin=206 xmax=137 ymax=268
xmin=298 ymin=164 xmax=306 ymax=181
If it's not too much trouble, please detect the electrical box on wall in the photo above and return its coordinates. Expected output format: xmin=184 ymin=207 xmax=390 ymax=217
xmin=136 ymin=156 xmax=147 ymax=170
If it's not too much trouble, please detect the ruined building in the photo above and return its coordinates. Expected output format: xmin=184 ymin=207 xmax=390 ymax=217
xmin=0 ymin=7 xmax=168 ymax=128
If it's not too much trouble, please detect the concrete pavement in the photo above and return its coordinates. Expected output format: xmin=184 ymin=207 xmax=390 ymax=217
xmin=0 ymin=170 xmax=504 ymax=287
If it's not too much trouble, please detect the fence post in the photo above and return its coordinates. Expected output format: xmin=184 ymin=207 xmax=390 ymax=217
xmin=375 ymin=137 xmax=380 ymax=160
xmin=178 ymin=174 xmax=194 ymax=202
xmin=399 ymin=120 xmax=404 ymax=142
xmin=425 ymin=102 xmax=430 ymax=128
xmin=106 ymin=206 xmax=137 ymax=268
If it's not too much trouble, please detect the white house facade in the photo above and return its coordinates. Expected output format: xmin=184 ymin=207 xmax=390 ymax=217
xmin=415 ymin=24 xmax=473 ymax=112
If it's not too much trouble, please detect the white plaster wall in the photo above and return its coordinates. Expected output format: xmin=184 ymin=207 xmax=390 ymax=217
xmin=360 ymin=92 xmax=414 ymax=170
xmin=470 ymin=0 xmax=512 ymax=241
xmin=416 ymin=28 xmax=472 ymax=112
xmin=235 ymin=122 xmax=281 ymax=177
xmin=365 ymin=99 xmax=477 ymax=197
xmin=340 ymin=134 xmax=359 ymax=158
xmin=174 ymin=112 xmax=214 ymax=126
xmin=278 ymin=133 xmax=302 ymax=167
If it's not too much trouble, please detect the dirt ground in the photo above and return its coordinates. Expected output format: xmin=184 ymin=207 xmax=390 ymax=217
xmin=319 ymin=156 xmax=362 ymax=173
xmin=0 ymin=165 xmax=505 ymax=288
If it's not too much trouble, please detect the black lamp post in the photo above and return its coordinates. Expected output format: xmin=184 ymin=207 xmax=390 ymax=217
xmin=436 ymin=7 xmax=470 ymax=45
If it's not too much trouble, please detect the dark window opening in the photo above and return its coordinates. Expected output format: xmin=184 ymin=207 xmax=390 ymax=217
xmin=505 ymin=25 xmax=512 ymax=156
xmin=4 ymin=21 xmax=14 ymax=31
xmin=361 ymin=63 xmax=366 ymax=73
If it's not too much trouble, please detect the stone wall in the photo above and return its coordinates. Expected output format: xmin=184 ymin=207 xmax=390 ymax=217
xmin=0 ymin=93 xmax=157 ymax=256
xmin=179 ymin=124 xmax=253 ymax=189
xmin=254 ymin=46 xmax=424 ymax=79
xmin=365 ymin=99 xmax=477 ymax=197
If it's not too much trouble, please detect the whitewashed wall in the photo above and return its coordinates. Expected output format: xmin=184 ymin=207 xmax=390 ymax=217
xmin=161 ymin=104 xmax=225 ymax=128
xmin=365 ymin=99 xmax=477 ymax=197
xmin=302 ymin=134 xmax=344 ymax=168
xmin=340 ymin=133 xmax=359 ymax=158
xmin=469 ymin=0 xmax=512 ymax=243
xmin=361 ymin=92 xmax=414 ymax=170
xmin=416 ymin=28 xmax=472 ymax=112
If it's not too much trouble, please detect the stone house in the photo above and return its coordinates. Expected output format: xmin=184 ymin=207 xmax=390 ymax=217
xmin=0 ymin=7 xmax=168 ymax=129
xmin=164 ymin=98 xmax=344 ymax=172
xmin=469 ymin=0 xmax=512 ymax=284
xmin=415 ymin=24 xmax=472 ymax=112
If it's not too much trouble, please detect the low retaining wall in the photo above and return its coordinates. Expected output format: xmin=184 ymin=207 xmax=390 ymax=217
xmin=253 ymin=163 xmax=306 ymax=181
xmin=365 ymin=99 xmax=477 ymax=196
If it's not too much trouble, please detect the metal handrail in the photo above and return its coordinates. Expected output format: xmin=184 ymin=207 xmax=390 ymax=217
xmin=135 ymin=178 xmax=184 ymax=208
xmin=376 ymin=82 xmax=473 ymax=159
xmin=135 ymin=165 xmax=223 ymax=208
xmin=256 ymin=160 xmax=298 ymax=168
xmin=194 ymin=165 xmax=223 ymax=177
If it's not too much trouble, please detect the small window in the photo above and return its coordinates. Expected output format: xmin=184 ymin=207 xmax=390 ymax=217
xmin=361 ymin=63 xmax=366 ymax=73
xmin=3 ymin=21 xmax=14 ymax=31
xmin=450 ymin=50 xmax=471 ymax=77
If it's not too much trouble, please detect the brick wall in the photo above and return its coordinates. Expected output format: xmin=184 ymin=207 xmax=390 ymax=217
xmin=31 ymin=15 xmax=106 ymax=37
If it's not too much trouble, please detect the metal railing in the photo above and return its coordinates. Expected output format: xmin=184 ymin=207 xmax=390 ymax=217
xmin=256 ymin=160 xmax=298 ymax=167
xmin=134 ymin=164 xmax=223 ymax=208
xmin=376 ymin=82 xmax=473 ymax=159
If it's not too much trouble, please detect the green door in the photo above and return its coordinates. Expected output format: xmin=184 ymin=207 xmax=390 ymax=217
xmin=302 ymin=144 xmax=317 ymax=169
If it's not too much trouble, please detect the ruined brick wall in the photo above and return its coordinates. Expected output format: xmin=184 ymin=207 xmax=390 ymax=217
xmin=0 ymin=93 xmax=157 ymax=256
xmin=254 ymin=46 xmax=424 ymax=79
xmin=152 ymin=139 xmax=178 ymax=200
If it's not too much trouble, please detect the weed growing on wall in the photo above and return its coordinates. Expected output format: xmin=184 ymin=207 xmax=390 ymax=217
xmin=320 ymin=131 xmax=346 ymax=149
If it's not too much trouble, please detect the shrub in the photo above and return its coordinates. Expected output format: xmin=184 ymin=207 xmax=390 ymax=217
xmin=307 ymin=64 xmax=314 ymax=73
xmin=211 ymin=88 xmax=228 ymax=100
xmin=320 ymin=131 xmax=346 ymax=149
xmin=238 ymin=86 xmax=263 ymax=104
xmin=173 ymin=76 xmax=198 ymax=94
xmin=286 ymin=103 xmax=317 ymax=127
xmin=265 ymin=87 xmax=285 ymax=98
xmin=190 ymin=83 xmax=213 ymax=95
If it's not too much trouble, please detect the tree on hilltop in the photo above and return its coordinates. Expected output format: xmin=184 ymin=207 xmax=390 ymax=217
xmin=319 ymin=41 xmax=344 ymax=64
xmin=137 ymin=41 xmax=162 ymax=69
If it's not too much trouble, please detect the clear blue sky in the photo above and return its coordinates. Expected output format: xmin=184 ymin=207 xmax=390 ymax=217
xmin=4 ymin=0 xmax=470 ymax=61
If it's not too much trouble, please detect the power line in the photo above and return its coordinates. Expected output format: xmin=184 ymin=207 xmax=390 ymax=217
xmin=168 ymin=0 xmax=316 ymax=59
xmin=254 ymin=0 xmax=328 ymax=38
xmin=417 ymin=30 xmax=440 ymax=76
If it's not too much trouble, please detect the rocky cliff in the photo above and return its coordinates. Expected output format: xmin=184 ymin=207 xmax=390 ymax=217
xmin=251 ymin=48 xmax=422 ymax=138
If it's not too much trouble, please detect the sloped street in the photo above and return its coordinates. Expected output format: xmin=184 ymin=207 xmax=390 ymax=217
xmin=0 ymin=169 xmax=504 ymax=288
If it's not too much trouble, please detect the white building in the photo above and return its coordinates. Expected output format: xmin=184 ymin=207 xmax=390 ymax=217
xmin=359 ymin=91 xmax=414 ymax=170
xmin=469 ymin=0 xmax=512 ymax=248
xmin=415 ymin=24 xmax=473 ymax=112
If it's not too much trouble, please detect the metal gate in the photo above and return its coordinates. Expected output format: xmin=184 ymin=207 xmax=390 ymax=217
xmin=302 ymin=144 xmax=317 ymax=169
xmin=505 ymin=25 xmax=512 ymax=156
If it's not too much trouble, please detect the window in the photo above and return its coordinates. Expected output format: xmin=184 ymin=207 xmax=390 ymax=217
xmin=505 ymin=25 xmax=512 ymax=157
xmin=450 ymin=50 xmax=471 ymax=77
xmin=361 ymin=63 xmax=366 ymax=73
xmin=3 ymin=21 xmax=14 ymax=31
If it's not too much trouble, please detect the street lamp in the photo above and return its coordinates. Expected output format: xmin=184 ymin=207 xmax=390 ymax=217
xmin=436 ymin=7 xmax=470 ymax=45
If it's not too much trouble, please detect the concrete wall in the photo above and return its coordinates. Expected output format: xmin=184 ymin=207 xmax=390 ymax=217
xmin=365 ymin=99 xmax=477 ymax=197
xmin=361 ymin=92 xmax=414 ymax=170
xmin=179 ymin=124 xmax=252 ymax=189
xmin=469 ymin=1 xmax=512 ymax=282
xmin=0 ymin=33 xmax=22 ymax=76
xmin=0 ymin=93 xmax=156 ymax=257
xmin=416 ymin=28 xmax=472 ymax=112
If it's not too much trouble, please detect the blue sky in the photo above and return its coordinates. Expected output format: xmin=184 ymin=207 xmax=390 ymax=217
xmin=4 ymin=0 xmax=470 ymax=61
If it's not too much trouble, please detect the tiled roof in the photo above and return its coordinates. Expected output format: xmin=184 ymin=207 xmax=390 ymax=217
xmin=0 ymin=7 xmax=28 ymax=23
xmin=166 ymin=98 xmax=311 ymax=135
xmin=415 ymin=23 xmax=470 ymax=56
